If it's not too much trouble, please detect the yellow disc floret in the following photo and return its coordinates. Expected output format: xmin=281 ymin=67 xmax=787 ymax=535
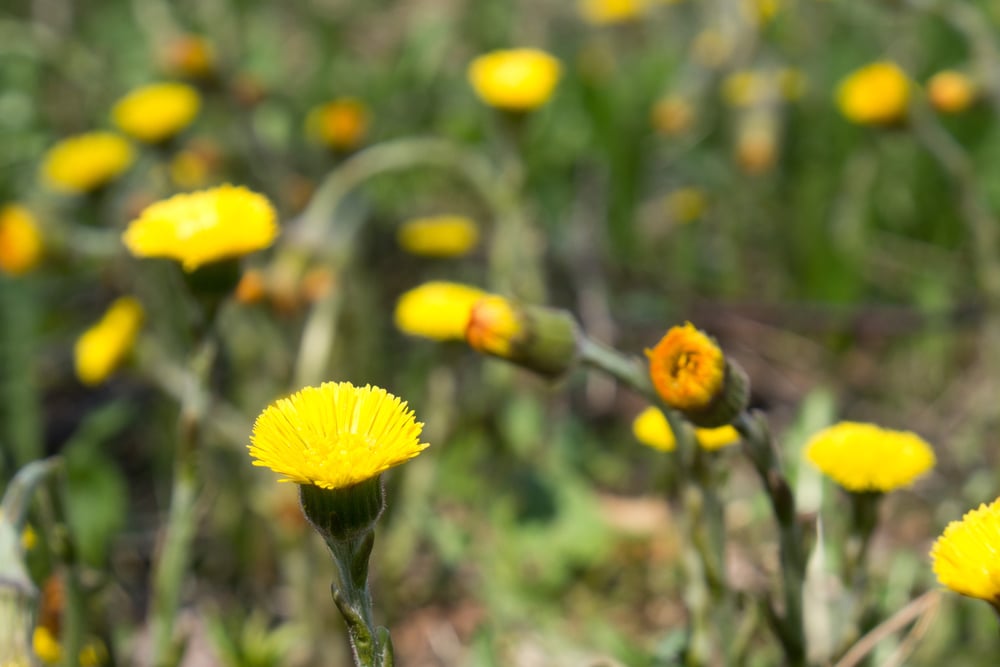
xmin=249 ymin=382 xmax=429 ymax=490
xmin=122 ymin=185 xmax=278 ymax=271
xmin=41 ymin=132 xmax=135 ymax=194
xmin=394 ymin=281 xmax=488 ymax=341
xmin=646 ymin=323 xmax=726 ymax=412
xmin=805 ymin=421 xmax=935 ymax=492
xmin=112 ymin=82 xmax=201 ymax=143
xmin=931 ymin=498 xmax=1000 ymax=603
xmin=467 ymin=49 xmax=562 ymax=111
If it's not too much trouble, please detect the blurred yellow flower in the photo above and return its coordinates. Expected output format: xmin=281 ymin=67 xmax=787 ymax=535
xmin=234 ymin=269 xmax=267 ymax=305
xmin=0 ymin=205 xmax=43 ymax=276
xmin=74 ymin=297 xmax=144 ymax=386
xmin=249 ymin=381 xmax=428 ymax=490
xmin=580 ymin=0 xmax=648 ymax=25
xmin=927 ymin=70 xmax=976 ymax=114
xmin=112 ymin=82 xmax=201 ymax=144
xmin=162 ymin=34 xmax=215 ymax=79
xmin=33 ymin=627 xmax=61 ymax=664
xmin=21 ymin=523 xmax=37 ymax=551
xmin=646 ymin=323 xmax=725 ymax=412
xmin=122 ymin=185 xmax=278 ymax=271
xmin=394 ymin=281 xmax=487 ymax=341
xmin=465 ymin=295 xmax=521 ymax=357
xmin=664 ymin=187 xmax=707 ymax=224
xmin=805 ymin=422 xmax=935 ymax=492
xmin=306 ymin=98 xmax=370 ymax=151
xmin=41 ymin=132 xmax=135 ymax=194
xmin=651 ymin=96 xmax=694 ymax=136
xmin=721 ymin=70 xmax=763 ymax=108
xmin=468 ymin=49 xmax=562 ymax=111
xmin=397 ymin=215 xmax=479 ymax=257
xmin=691 ymin=30 xmax=733 ymax=69
xmin=931 ymin=498 xmax=1000 ymax=604
xmin=836 ymin=61 xmax=910 ymax=126
xmin=778 ymin=67 xmax=808 ymax=101
xmin=633 ymin=407 xmax=741 ymax=453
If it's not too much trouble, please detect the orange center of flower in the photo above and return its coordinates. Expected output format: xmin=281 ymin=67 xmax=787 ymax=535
xmin=646 ymin=323 xmax=725 ymax=411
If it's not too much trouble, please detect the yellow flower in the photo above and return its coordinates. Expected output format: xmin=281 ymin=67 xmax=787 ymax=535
xmin=33 ymin=628 xmax=61 ymax=664
xmin=0 ymin=205 xmax=43 ymax=276
xmin=394 ymin=281 xmax=487 ymax=341
xmin=40 ymin=132 xmax=135 ymax=194
xmin=580 ymin=0 xmax=648 ymax=25
xmin=651 ymin=96 xmax=694 ymax=136
xmin=161 ymin=35 xmax=215 ymax=79
xmin=249 ymin=382 xmax=428 ymax=490
xmin=234 ymin=269 xmax=267 ymax=305
xmin=646 ymin=323 xmax=725 ymax=412
xmin=112 ymin=82 xmax=201 ymax=144
xmin=74 ymin=297 xmax=144 ymax=386
xmin=122 ymin=185 xmax=278 ymax=271
xmin=836 ymin=61 xmax=910 ymax=126
xmin=690 ymin=30 xmax=733 ymax=69
xmin=21 ymin=523 xmax=37 ymax=551
xmin=664 ymin=187 xmax=707 ymax=224
xmin=931 ymin=498 xmax=1000 ymax=603
xmin=306 ymin=98 xmax=370 ymax=151
xmin=721 ymin=70 xmax=763 ymax=108
xmin=468 ymin=49 xmax=562 ymax=111
xmin=632 ymin=406 xmax=741 ymax=452
xmin=805 ymin=421 xmax=935 ymax=492
xmin=927 ymin=70 xmax=976 ymax=114
xmin=465 ymin=295 xmax=522 ymax=357
xmin=397 ymin=215 xmax=480 ymax=257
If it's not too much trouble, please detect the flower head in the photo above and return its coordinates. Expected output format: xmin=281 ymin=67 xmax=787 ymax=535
xmin=580 ymin=0 xmax=648 ymax=25
xmin=249 ymin=382 xmax=428 ymax=490
xmin=41 ymin=132 xmax=135 ymax=194
xmin=112 ymin=82 xmax=201 ymax=143
xmin=664 ymin=187 xmax=707 ymax=224
xmin=632 ymin=406 xmax=741 ymax=453
xmin=74 ymin=297 xmax=144 ymax=386
xmin=927 ymin=70 xmax=976 ymax=114
xmin=397 ymin=215 xmax=480 ymax=258
xmin=651 ymin=96 xmax=694 ymax=136
xmin=931 ymin=498 xmax=1000 ymax=603
xmin=161 ymin=35 xmax=215 ymax=79
xmin=122 ymin=185 xmax=278 ymax=271
xmin=468 ymin=49 xmax=562 ymax=112
xmin=647 ymin=323 xmax=725 ymax=412
xmin=394 ymin=281 xmax=487 ymax=341
xmin=306 ymin=98 xmax=369 ymax=151
xmin=0 ymin=205 xmax=43 ymax=276
xmin=836 ymin=61 xmax=910 ymax=126
xmin=805 ymin=421 xmax=935 ymax=492
xmin=465 ymin=295 xmax=521 ymax=358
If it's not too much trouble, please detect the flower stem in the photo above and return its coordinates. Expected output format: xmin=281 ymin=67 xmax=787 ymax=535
xmin=326 ymin=530 xmax=393 ymax=667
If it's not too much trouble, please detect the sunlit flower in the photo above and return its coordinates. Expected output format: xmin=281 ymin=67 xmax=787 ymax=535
xmin=805 ymin=421 xmax=935 ymax=492
xmin=249 ymin=381 xmax=428 ymax=490
xmin=632 ymin=406 xmax=742 ymax=452
xmin=41 ymin=132 xmax=135 ymax=194
xmin=394 ymin=281 xmax=487 ymax=341
xmin=74 ymin=297 xmax=144 ymax=386
xmin=580 ymin=0 xmax=648 ymax=25
xmin=927 ymin=70 xmax=976 ymax=114
xmin=397 ymin=215 xmax=480 ymax=258
xmin=122 ymin=185 xmax=278 ymax=271
xmin=836 ymin=61 xmax=910 ymax=126
xmin=468 ymin=49 xmax=562 ymax=111
xmin=651 ymin=96 xmax=694 ymax=136
xmin=112 ymin=82 xmax=201 ymax=144
xmin=647 ymin=323 xmax=725 ymax=412
xmin=465 ymin=295 xmax=522 ymax=357
xmin=306 ymin=98 xmax=369 ymax=151
xmin=931 ymin=498 xmax=1000 ymax=604
xmin=161 ymin=34 xmax=215 ymax=79
xmin=33 ymin=628 xmax=61 ymax=665
xmin=664 ymin=187 xmax=707 ymax=224
xmin=0 ymin=205 xmax=43 ymax=276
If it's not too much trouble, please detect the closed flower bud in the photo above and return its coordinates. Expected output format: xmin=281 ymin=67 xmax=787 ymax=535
xmin=927 ymin=70 xmax=977 ymax=114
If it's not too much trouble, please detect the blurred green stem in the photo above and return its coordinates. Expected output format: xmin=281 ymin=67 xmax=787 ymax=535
xmin=147 ymin=339 xmax=216 ymax=667
xmin=735 ymin=411 xmax=806 ymax=667
xmin=0 ymin=276 xmax=43 ymax=471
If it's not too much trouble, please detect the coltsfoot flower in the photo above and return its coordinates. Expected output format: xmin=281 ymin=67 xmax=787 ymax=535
xmin=397 ymin=215 xmax=480 ymax=258
xmin=112 ymin=82 xmax=201 ymax=144
xmin=805 ymin=421 xmax=935 ymax=492
xmin=394 ymin=281 xmax=487 ymax=341
xmin=122 ymin=185 xmax=278 ymax=271
xmin=161 ymin=35 xmax=215 ymax=79
xmin=468 ymin=49 xmax=562 ymax=111
xmin=836 ymin=61 xmax=910 ymax=126
xmin=249 ymin=382 xmax=428 ymax=491
xmin=305 ymin=98 xmax=369 ymax=151
xmin=580 ymin=0 xmax=648 ymax=25
xmin=664 ymin=187 xmax=707 ymax=224
xmin=927 ymin=70 xmax=976 ymax=114
xmin=931 ymin=498 xmax=1000 ymax=604
xmin=632 ymin=406 xmax=742 ymax=452
xmin=41 ymin=132 xmax=135 ymax=194
xmin=0 ymin=205 xmax=43 ymax=276
xmin=651 ymin=96 xmax=694 ymax=136
xmin=74 ymin=297 xmax=144 ymax=386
